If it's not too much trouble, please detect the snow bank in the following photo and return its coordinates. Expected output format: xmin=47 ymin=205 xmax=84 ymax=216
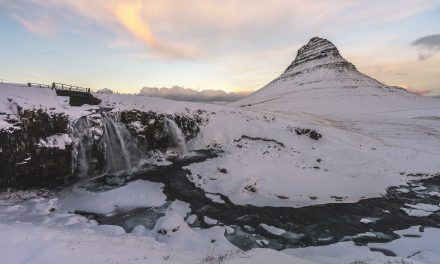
xmin=60 ymin=180 xmax=167 ymax=214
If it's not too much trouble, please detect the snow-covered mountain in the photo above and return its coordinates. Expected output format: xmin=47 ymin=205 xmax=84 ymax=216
xmin=234 ymin=37 xmax=435 ymax=115
xmin=184 ymin=37 xmax=440 ymax=208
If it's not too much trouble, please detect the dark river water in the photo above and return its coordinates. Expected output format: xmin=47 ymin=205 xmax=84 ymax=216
xmin=76 ymin=150 xmax=440 ymax=251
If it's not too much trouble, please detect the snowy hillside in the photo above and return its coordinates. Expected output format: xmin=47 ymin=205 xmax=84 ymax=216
xmin=186 ymin=38 xmax=440 ymax=208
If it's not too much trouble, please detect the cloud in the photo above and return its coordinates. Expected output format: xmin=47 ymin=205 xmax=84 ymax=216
xmin=4 ymin=0 xmax=437 ymax=61
xmin=5 ymin=0 xmax=199 ymax=59
xmin=412 ymin=34 xmax=440 ymax=60
xmin=401 ymin=85 xmax=430 ymax=95
xmin=2 ymin=0 xmax=439 ymax=95
xmin=111 ymin=1 xmax=198 ymax=59
xmin=96 ymin=88 xmax=114 ymax=94
xmin=139 ymin=86 xmax=252 ymax=102
xmin=412 ymin=34 xmax=440 ymax=48
xmin=12 ymin=14 xmax=56 ymax=36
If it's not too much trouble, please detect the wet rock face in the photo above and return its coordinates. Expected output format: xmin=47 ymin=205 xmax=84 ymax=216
xmin=283 ymin=37 xmax=356 ymax=74
xmin=0 ymin=107 xmax=205 ymax=189
xmin=120 ymin=110 xmax=204 ymax=151
xmin=0 ymin=109 xmax=73 ymax=188
xmin=71 ymin=114 xmax=106 ymax=177
xmin=72 ymin=109 xmax=206 ymax=178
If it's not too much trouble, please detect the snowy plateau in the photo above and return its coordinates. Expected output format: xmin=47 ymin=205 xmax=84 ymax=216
xmin=0 ymin=37 xmax=440 ymax=263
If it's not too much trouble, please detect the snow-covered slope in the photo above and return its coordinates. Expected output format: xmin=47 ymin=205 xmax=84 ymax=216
xmin=188 ymin=37 xmax=440 ymax=207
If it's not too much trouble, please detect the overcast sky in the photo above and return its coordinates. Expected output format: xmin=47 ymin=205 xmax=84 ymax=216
xmin=0 ymin=0 xmax=439 ymax=95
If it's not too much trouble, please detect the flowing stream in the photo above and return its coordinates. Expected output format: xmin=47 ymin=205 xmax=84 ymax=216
xmin=71 ymin=114 xmax=440 ymax=252
xmin=166 ymin=118 xmax=189 ymax=156
xmin=76 ymin=151 xmax=440 ymax=251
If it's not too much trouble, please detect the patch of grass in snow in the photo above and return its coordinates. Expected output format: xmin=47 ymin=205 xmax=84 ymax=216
xmin=348 ymin=258 xmax=416 ymax=264
xmin=200 ymin=249 xmax=242 ymax=264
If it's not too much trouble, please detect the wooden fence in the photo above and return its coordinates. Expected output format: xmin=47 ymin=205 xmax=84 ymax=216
xmin=27 ymin=82 xmax=91 ymax=93
xmin=27 ymin=82 xmax=51 ymax=89
xmin=52 ymin=83 xmax=90 ymax=93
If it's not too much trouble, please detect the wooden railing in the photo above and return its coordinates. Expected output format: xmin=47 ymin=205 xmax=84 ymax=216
xmin=27 ymin=82 xmax=91 ymax=93
xmin=52 ymin=83 xmax=90 ymax=93
xmin=27 ymin=82 xmax=51 ymax=89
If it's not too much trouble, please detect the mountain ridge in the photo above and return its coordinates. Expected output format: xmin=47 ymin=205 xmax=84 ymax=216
xmin=283 ymin=37 xmax=356 ymax=74
xmin=233 ymin=37 xmax=423 ymax=113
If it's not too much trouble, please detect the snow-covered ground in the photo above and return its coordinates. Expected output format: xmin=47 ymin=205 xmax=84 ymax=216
xmin=1 ymin=37 xmax=440 ymax=263
xmin=2 ymin=79 xmax=439 ymax=262
xmin=0 ymin=188 xmax=314 ymax=264
xmin=1 ymin=186 xmax=439 ymax=264
xmin=2 ymin=81 xmax=439 ymax=209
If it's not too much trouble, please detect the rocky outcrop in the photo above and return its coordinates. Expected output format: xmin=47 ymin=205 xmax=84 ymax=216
xmin=120 ymin=110 xmax=204 ymax=150
xmin=0 ymin=109 xmax=73 ymax=188
xmin=284 ymin=37 xmax=356 ymax=74
xmin=71 ymin=109 xmax=207 ymax=178
xmin=289 ymin=127 xmax=322 ymax=140
xmin=0 ymin=107 xmax=206 ymax=189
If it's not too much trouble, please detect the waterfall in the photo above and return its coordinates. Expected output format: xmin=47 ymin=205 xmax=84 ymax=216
xmin=72 ymin=112 xmax=141 ymax=176
xmin=166 ymin=118 xmax=189 ymax=156
xmin=72 ymin=116 xmax=93 ymax=177
xmin=72 ymin=112 xmax=190 ymax=176
xmin=101 ymin=112 xmax=140 ymax=172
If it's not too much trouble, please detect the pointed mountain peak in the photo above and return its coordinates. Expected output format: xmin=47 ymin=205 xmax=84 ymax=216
xmin=284 ymin=37 xmax=355 ymax=74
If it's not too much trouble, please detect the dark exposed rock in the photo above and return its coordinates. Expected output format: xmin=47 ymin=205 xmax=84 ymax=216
xmin=120 ymin=110 xmax=204 ymax=151
xmin=291 ymin=127 xmax=322 ymax=140
xmin=281 ymin=37 xmax=357 ymax=80
xmin=157 ymin=228 xmax=167 ymax=235
xmin=369 ymin=247 xmax=397 ymax=257
xmin=0 ymin=109 xmax=73 ymax=188
xmin=244 ymin=183 xmax=257 ymax=193
xmin=71 ymin=109 xmax=206 ymax=178
xmin=218 ymin=168 xmax=227 ymax=174
xmin=1 ymin=107 xmax=205 ymax=189
xmin=234 ymin=135 xmax=285 ymax=147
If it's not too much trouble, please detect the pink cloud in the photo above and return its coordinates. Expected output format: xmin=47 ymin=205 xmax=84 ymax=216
xmin=403 ymin=85 xmax=430 ymax=95
xmin=13 ymin=14 xmax=56 ymax=36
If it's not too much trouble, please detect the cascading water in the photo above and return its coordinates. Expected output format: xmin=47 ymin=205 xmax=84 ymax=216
xmin=166 ymin=118 xmax=189 ymax=156
xmin=101 ymin=112 xmax=140 ymax=172
xmin=72 ymin=111 xmax=141 ymax=176
xmin=72 ymin=116 xmax=95 ymax=177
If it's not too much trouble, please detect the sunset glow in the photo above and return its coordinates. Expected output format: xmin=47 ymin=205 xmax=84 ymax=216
xmin=115 ymin=1 xmax=156 ymax=48
xmin=0 ymin=0 xmax=439 ymax=95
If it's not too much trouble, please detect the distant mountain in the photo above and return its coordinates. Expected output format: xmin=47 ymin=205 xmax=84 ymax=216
xmin=234 ymin=37 xmax=430 ymax=115
xmin=139 ymin=86 xmax=251 ymax=102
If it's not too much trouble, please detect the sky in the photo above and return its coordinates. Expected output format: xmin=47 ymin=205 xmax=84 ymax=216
xmin=0 ymin=0 xmax=439 ymax=95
